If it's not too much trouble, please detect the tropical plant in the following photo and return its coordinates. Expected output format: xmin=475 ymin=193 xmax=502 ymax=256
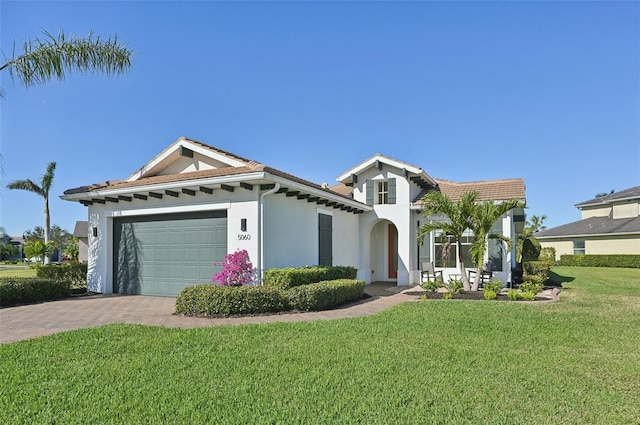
xmin=63 ymin=237 xmax=79 ymax=261
xmin=0 ymin=29 xmax=133 ymax=98
xmin=468 ymin=197 xmax=523 ymax=291
xmin=23 ymin=239 xmax=55 ymax=265
xmin=417 ymin=191 xmax=477 ymax=291
xmin=516 ymin=214 xmax=547 ymax=264
xmin=212 ymin=250 xmax=255 ymax=287
xmin=6 ymin=162 xmax=56 ymax=264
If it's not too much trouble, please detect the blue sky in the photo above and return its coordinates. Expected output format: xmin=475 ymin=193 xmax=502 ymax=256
xmin=1 ymin=1 xmax=639 ymax=237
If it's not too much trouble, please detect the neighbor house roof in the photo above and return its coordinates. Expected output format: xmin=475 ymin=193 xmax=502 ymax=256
xmin=73 ymin=221 xmax=89 ymax=238
xmin=575 ymin=186 xmax=640 ymax=208
xmin=535 ymin=215 xmax=640 ymax=239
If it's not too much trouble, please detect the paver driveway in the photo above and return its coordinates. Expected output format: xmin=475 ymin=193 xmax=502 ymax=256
xmin=0 ymin=283 xmax=411 ymax=344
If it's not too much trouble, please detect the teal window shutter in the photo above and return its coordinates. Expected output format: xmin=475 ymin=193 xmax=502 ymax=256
xmin=388 ymin=178 xmax=396 ymax=204
xmin=366 ymin=180 xmax=373 ymax=205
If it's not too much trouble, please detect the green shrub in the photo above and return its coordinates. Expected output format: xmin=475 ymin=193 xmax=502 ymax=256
xmin=35 ymin=262 xmax=87 ymax=287
xmin=539 ymin=247 xmax=556 ymax=265
xmin=442 ymin=292 xmax=454 ymax=299
xmin=421 ymin=279 xmax=441 ymax=292
xmin=483 ymin=289 xmax=497 ymax=300
xmin=0 ymin=277 xmax=71 ymax=307
xmin=175 ymin=285 xmax=289 ymax=316
xmin=520 ymin=276 xmax=544 ymax=294
xmin=559 ymin=254 xmax=640 ymax=268
xmin=522 ymin=238 xmax=541 ymax=261
xmin=263 ymin=266 xmax=357 ymax=290
xmin=484 ymin=279 xmax=502 ymax=294
xmin=523 ymin=261 xmax=551 ymax=280
xmin=507 ymin=289 xmax=519 ymax=301
xmin=520 ymin=291 xmax=536 ymax=301
xmin=445 ymin=279 xmax=463 ymax=294
xmin=287 ymin=279 xmax=365 ymax=311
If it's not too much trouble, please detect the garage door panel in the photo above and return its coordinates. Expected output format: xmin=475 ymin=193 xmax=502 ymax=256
xmin=114 ymin=211 xmax=227 ymax=296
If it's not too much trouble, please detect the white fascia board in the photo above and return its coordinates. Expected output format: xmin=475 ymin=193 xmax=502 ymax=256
xmin=267 ymin=174 xmax=372 ymax=211
xmin=60 ymin=172 xmax=266 ymax=200
xmin=537 ymin=232 xmax=640 ymax=240
xmin=576 ymin=197 xmax=640 ymax=209
xmin=125 ymin=139 xmax=247 ymax=182
xmin=337 ymin=155 xmax=437 ymax=186
xmin=106 ymin=202 xmax=232 ymax=218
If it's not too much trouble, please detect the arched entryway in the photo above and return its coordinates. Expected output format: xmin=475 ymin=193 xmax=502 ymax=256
xmin=369 ymin=220 xmax=398 ymax=282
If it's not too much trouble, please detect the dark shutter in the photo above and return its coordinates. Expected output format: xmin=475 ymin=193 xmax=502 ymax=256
xmin=366 ymin=180 xmax=374 ymax=206
xmin=488 ymin=219 xmax=503 ymax=271
xmin=318 ymin=213 xmax=332 ymax=266
xmin=388 ymin=178 xmax=396 ymax=204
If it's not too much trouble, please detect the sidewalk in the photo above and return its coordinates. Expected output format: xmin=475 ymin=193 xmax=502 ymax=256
xmin=0 ymin=283 xmax=413 ymax=344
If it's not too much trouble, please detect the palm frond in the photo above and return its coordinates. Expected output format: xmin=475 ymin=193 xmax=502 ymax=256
xmin=40 ymin=161 xmax=56 ymax=194
xmin=6 ymin=179 xmax=44 ymax=196
xmin=0 ymin=30 xmax=133 ymax=88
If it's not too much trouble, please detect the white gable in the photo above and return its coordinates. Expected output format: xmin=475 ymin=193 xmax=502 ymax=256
xmin=125 ymin=137 xmax=248 ymax=182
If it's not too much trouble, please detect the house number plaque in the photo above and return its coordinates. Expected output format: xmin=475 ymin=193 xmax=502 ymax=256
xmin=237 ymin=234 xmax=251 ymax=241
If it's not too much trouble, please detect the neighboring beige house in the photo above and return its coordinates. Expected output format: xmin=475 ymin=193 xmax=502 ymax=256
xmin=536 ymin=186 xmax=640 ymax=261
xmin=73 ymin=221 xmax=89 ymax=262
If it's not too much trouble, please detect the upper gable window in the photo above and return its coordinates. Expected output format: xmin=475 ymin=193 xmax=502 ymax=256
xmin=378 ymin=181 xmax=389 ymax=204
xmin=366 ymin=178 xmax=396 ymax=205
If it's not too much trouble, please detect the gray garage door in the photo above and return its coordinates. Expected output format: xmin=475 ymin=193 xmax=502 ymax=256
xmin=113 ymin=211 xmax=227 ymax=296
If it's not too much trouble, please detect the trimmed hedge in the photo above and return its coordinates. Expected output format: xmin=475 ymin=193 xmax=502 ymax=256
xmin=287 ymin=279 xmax=365 ymax=311
xmin=35 ymin=262 xmax=88 ymax=287
xmin=263 ymin=266 xmax=357 ymax=290
xmin=559 ymin=254 xmax=640 ymax=268
xmin=175 ymin=285 xmax=289 ymax=316
xmin=0 ymin=277 xmax=71 ymax=307
xmin=523 ymin=261 xmax=551 ymax=280
xmin=175 ymin=279 xmax=365 ymax=316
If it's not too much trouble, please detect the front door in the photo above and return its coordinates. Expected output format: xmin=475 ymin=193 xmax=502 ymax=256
xmin=388 ymin=223 xmax=398 ymax=279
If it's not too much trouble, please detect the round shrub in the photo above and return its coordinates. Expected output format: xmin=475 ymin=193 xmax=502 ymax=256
xmin=287 ymin=279 xmax=365 ymax=311
xmin=175 ymin=284 xmax=289 ymax=316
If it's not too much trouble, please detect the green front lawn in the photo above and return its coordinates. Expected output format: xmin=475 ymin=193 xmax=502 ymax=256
xmin=0 ymin=266 xmax=36 ymax=278
xmin=1 ymin=267 xmax=639 ymax=424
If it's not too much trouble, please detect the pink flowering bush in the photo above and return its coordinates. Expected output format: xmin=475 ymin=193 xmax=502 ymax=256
xmin=212 ymin=249 xmax=255 ymax=286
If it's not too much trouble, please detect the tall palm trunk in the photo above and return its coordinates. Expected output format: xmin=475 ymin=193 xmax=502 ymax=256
xmin=458 ymin=239 xmax=471 ymax=291
xmin=44 ymin=196 xmax=51 ymax=265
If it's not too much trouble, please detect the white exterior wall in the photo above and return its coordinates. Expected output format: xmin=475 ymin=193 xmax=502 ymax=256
xmin=353 ymin=166 xmax=416 ymax=286
xmin=86 ymin=189 xmax=260 ymax=294
xmin=262 ymin=193 xmax=359 ymax=270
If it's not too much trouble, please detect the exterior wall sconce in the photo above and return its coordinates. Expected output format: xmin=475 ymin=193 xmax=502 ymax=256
xmin=92 ymin=227 xmax=98 ymax=237
xmin=241 ymin=218 xmax=247 ymax=232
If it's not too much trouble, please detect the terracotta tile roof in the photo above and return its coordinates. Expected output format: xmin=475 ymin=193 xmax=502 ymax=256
xmin=413 ymin=178 xmax=526 ymax=204
xmin=329 ymin=183 xmax=355 ymax=198
xmin=64 ymin=165 xmax=262 ymax=195
xmin=63 ymin=154 xmax=357 ymax=203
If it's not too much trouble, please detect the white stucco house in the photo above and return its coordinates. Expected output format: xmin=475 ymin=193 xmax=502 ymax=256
xmin=61 ymin=137 xmax=526 ymax=296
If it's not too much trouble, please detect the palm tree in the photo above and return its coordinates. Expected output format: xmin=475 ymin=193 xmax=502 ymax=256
xmin=0 ymin=29 xmax=132 ymax=97
xmin=417 ymin=191 xmax=477 ymax=291
xmin=6 ymin=161 xmax=56 ymax=264
xmin=468 ymin=198 xmax=524 ymax=291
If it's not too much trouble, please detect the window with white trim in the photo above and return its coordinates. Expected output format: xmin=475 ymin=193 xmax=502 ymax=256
xmin=573 ymin=240 xmax=585 ymax=255
xmin=377 ymin=181 xmax=389 ymax=204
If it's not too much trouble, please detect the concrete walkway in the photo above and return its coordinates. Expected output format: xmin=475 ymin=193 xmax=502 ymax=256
xmin=0 ymin=283 xmax=414 ymax=344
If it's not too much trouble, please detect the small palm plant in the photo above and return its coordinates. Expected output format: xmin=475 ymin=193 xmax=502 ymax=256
xmin=24 ymin=239 xmax=55 ymax=265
